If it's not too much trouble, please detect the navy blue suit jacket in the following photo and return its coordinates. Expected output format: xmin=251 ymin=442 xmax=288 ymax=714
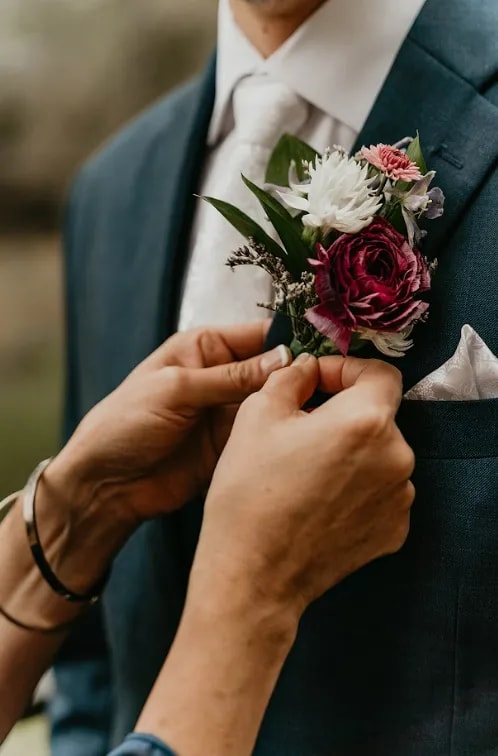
xmin=58 ymin=1 xmax=498 ymax=752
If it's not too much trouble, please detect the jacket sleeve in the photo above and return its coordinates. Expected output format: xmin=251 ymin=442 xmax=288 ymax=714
xmin=108 ymin=734 xmax=177 ymax=755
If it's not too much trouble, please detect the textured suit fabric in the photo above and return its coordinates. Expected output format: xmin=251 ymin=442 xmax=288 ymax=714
xmin=57 ymin=1 xmax=498 ymax=753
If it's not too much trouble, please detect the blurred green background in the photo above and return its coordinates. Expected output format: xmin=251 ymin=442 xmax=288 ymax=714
xmin=0 ymin=0 xmax=217 ymax=499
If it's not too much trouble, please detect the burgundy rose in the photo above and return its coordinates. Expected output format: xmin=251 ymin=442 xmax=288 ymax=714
xmin=306 ymin=217 xmax=431 ymax=355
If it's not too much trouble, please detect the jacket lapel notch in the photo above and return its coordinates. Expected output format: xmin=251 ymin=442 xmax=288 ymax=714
xmin=351 ymin=1 xmax=498 ymax=261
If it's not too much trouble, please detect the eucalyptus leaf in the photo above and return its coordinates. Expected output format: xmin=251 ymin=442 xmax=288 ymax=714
xmin=201 ymin=195 xmax=286 ymax=261
xmin=406 ymin=132 xmax=428 ymax=175
xmin=265 ymin=133 xmax=319 ymax=187
xmin=242 ymin=176 xmax=312 ymax=276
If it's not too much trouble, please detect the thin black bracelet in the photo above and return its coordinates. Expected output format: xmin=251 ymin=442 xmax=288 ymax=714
xmin=0 ymin=605 xmax=78 ymax=636
xmin=22 ymin=459 xmax=106 ymax=605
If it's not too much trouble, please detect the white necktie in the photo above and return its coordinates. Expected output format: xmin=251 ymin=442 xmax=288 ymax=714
xmin=178 ymin=76 xmax=308 ymax=331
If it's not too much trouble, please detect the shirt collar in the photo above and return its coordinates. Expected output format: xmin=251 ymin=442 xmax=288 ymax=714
xmin=209 ymin=0 xmax=427 ymax=146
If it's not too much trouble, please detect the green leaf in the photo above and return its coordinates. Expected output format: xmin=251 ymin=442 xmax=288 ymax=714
xmin=406 ymin=132 xmax=428 ymax=175
xmin=265 ymin=133 xmax=319 ymax=187
xmin=241 ymin=175 xmax=296 ymax=224
xmin=241 ymin=176 xmax=312 ymax=276
xmin=201 ymin=196 xmax=286 ymax=262
xmin=385 ymin=202 xmax=406 ymax=236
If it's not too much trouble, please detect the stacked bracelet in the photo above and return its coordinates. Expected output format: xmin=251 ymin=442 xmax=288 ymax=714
xmin=0 ymin=458 xmax=108 ymax=633
xmin=23 ymin=459 xmax=107 ymax=604
xmin=0 ymin=489 xmax=60 ymax=633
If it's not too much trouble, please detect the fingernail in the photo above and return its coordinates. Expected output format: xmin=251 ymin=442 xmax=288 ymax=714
xmin=261 ymin=345 xmax=291 ymax=374
xmin=293 ymin=352 xmax=314 ymax=366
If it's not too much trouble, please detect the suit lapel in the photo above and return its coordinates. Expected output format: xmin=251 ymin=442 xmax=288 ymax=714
xmin=120 ymin=53 xmax=216 ymax=367
xmin=92 ymin=55 xmax=217 ymax=398
xmin=267 ymin=0 xmax=498 ymax=379
xmin=352 ymin=0 xmax=498 ymax=261
xmin=156 ymin=55 xmax=216 ymax=340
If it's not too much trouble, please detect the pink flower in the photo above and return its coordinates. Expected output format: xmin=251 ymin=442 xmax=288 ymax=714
xmin=306 ymin=218 xmax=431 ymax=356
xmin=361 ymin=143 xmax=423 ymax=182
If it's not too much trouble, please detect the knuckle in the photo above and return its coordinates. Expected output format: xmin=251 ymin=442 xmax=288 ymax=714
xmin=391 ymin=440 xmax=416 ymax=480
xmin=226 ymin=359 xmax=252 ymax=391
xmin=372 ymin=359 xmax=402 ymax=383
xmin=392 ymin=481 xmax=416 ymax=512
xmin=402 ymin=445 xmax=416 ymax=478
xmin=394 ymin=515 xmax=411 ymax=550
xmin=264 ymin=369 xmax=286 ymax=391
xmin=404 ymin=480 xmax=416 ymax=508
xmin=163 ymin=332 xmax=182 ymax=351
xmin=385 ymin=516 xmax=411 ymax=555
xmin=169 ymin=330 xmax=199 ymax=356
xmin=180 ymin=327 xmax=225 ymax=366
xmin=349 ymin=407 xmax=391 ymax=442
xmin=196 ymin=328 xmax=220 ymax=356
xmin=238 ymin=391 xmax=269 ymax=421
xmin=162 ymin=365 xmax=187 ymax=401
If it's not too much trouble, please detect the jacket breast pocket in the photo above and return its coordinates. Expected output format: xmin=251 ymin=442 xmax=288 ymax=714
xmin=396 ymin=398 xmax=498 ymax=754
xmin=397 ymin=398 xmax=498 ymax=462
xmin=395 ymin=397 xmax=498 ymax=583
xmin=264 ymin=401 xmax=498 ymax=755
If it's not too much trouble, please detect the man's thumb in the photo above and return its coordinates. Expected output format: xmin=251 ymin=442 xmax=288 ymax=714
xmin=262 ymin=353 xmax=319 ymax=409
xmin=175 ymin=345 xmax=291 ymax=407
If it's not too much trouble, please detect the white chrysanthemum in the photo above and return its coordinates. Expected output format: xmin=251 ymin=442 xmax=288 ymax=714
xmin=360 ymin=327 xmax=415 ymax=357
xmin=277 ymin=151 xmax=382 ymax=235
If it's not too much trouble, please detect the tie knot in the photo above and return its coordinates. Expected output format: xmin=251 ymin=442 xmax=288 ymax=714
xmin=232 ymin=76 xmax=308 ymax=149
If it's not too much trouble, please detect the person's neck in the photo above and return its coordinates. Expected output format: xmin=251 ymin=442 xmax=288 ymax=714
xmin=229 ymin=1 xmax=325 ymax=58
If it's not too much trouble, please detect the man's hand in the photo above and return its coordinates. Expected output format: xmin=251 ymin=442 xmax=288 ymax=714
xmin=194 ymin=353 xmax=415 ymax=618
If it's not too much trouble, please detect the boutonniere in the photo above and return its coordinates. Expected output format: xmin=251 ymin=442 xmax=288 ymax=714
xmin=203 ymin=134 xmax=444 ymax=358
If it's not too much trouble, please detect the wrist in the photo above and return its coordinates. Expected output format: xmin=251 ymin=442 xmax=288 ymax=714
xmin=190 ymin=495 xmax=309 ymax=633
xmin=137 ymin=559 xmax=297 ymax=755
xmin=0 ymin=497 xmax=83 ymax=630
xmin=35 ymin=450 xmax=138 ymax=595
xmin=187 ymin=556 xmax=300 ymax=656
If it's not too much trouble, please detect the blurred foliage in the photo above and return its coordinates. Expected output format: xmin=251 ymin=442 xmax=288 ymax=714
xmin=0 ymin=1 xmax=216 ymax=497
xmin=0 ymin=337 xmax=61 ymax=496
xmin=0 ymin=235 xmax=63 ymax=496
xmin=0 ymin=0 xmax=216 ymax=228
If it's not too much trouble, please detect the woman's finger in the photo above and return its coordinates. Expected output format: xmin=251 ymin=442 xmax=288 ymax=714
xmin=261 ymin=353 xmax=320 ymax=411
xmin=164 ymin=344 xmax=291 ymax=407
xmin=205 ymin=319 xmax=273 ymax=361
xmin=138 ymin=320 xmax=273 ymax=373
xmin=317 ymin=356 xmax=403 ymax=417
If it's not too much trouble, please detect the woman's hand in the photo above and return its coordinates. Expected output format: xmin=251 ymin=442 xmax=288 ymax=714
xmin=137 ymin=354 xmax=415 ymax=756
xmin=51 ymin=321 xmax=289 ymax=523
xmin=30 ymin=322 xmax=287 ymax=595
xmin=193 ymin=353 xmax=415 ymax=618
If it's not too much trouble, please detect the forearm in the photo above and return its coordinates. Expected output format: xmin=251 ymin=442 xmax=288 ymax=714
xmin=0 ymin=614 xmax=63 ymax=739
xmin=0 ymin=493 xmax=78 ymax=741
xmin=136 ymin=570 xmax=297 ymax=756
xmin=0 ymin=453 xmax=136 ymax=741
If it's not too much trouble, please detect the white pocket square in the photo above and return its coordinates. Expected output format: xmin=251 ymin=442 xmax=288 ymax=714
xmin=405 ymin=325 xmax=498 ymax=401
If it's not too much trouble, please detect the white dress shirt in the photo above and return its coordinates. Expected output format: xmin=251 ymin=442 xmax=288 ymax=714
xmin=178 ymin=0 xmax=426 ymax=332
